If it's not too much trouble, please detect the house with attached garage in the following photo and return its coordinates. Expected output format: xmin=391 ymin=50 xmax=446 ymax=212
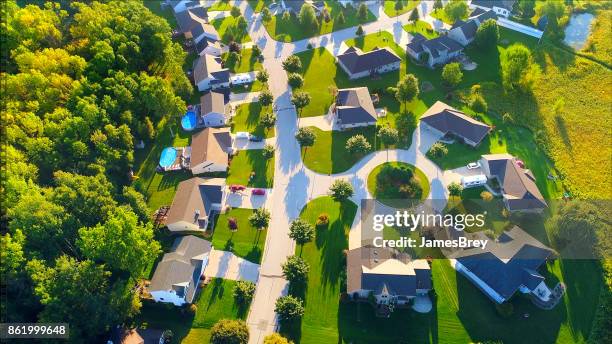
xmin=470 ymin=0 xmax=516 ymax=18
xmin=193 ymin=54 xmax=230 ymax=91
xmin=198 ymin=91 xmax=228 ymax=126
xmin=480 ymin=153 xmax=547 ymax=212
xmin=347 ymin=246 xmax=432 ymax=316
xmin=333 ymin=87 xmax=378 ymax=129
xmin=450 ymin=226 xmax=556 ymax=305
xmin=406 ymin=34 xmax=464 ymax=68
xmin=149 ymin=235 xmax=213 ymax=306
xmin=190 ymin=127 xmax=232 ymax=174
xmin=165 ymin=177 xmax=225 ymax=232
xmin=174 ymin=6 xmax=209 ymax=39
xmin=420 ymin=101 xmax=491 ymax=147
xmin=448 ymin=9 xmax=498 ymax=46
xmin=337 ymin=46 xmax=401 ymax=80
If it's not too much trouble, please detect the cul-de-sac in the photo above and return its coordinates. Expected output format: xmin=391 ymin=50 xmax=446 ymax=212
xmin=2 ymin=1 xmax=611 ymax=343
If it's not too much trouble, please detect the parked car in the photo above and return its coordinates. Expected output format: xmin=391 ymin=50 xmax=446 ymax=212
xmin=467 ymin=162 xmax=481 ymax=170
xmin=249 ymin=135 xmax=263 ymax=142
xmin=235 ymin=132 xmax=250 ymax=140
xmin=230 ymin=185 xmax=247 ymax=193
xmin=252 ymin=188 xmax=266 ymax=196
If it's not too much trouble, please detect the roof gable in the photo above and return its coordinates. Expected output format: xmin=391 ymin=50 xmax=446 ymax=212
xmin=420 ymin=101 xmax=491 ymax=144
xmin=337 ymin=46 xmax=401 ymax=74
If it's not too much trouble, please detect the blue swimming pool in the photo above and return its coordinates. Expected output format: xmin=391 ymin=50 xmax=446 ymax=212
xmin=181 ymin=111 xmax=197 ymax=131
xmin=159 ymin=147 xmax=177 ymax=168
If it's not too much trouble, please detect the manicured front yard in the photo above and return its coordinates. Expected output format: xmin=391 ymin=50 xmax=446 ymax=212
xmin=262 ymin=1 xmax=376 ymax=42
xmin=230 ymin=102 xmax=275 ymax=138
xmin=211 ymin=16 xmax=252 ymax=43
xmin=209 ymin=1 xmax=233 ymax=11
xmin=227 ymin=149 xmax=274 ymax=188
xmin=430 ymin=8 xmax=467 ymax=25
xmin=212 ymin=208 xmax=267 ymax=263
xmin=282 ymin=196 xmax=357 ymax=343
xmin=403 ymin=20 xmax=438 ymax=39
xmin=137 ymin=278 xmax=250 ymax=344
xmin=247 ymin=0 xmax=273 ymax=13
xmin=222 ymin=48 xmax=263 ymax=73
xmin=383 ymin=0 xmax=419 ymax=17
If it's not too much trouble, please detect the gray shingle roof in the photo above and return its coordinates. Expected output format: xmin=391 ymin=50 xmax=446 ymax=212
xmin=166 ymin=178 xmax=224 ymax=230
xmin=175 ymin=7 xmax=208 ymax=34
xmin=459 ymin=20 xmax=479 ymax=40
xmin=337 ymin=46 xmax=401 ymax=75
xmin=470 ymin=8 xmax=498 ymax=23
xmin=336 ymin=87 xmax=377 ymax=125
xmin=347 ymin=246 xmax=431 ymax=296
xmin=195 ymin=36 xmax=221 ymax=55
xmin=193 ymin=54 xmax=229 ymax=85
xmin=482 ymin=154 xmax=547 ymax=210
xmin=420 ymin=101 xmax=491 ymax=145
xmin=422 ymin=35 xmax=464 ymax=55
xmin=471 ymin=0 xmax=516 ymax=11
xmin=454 ymin=226 xmax=553 ymax=301
xmin=149 ymin=235 xmax=212 ymax=303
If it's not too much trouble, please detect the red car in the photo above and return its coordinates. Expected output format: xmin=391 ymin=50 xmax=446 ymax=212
xmin=516 ymin=160 xmax=525 ymax=168
xmin=230 ymin=185 xmax=247 ymax=193
xmin=252 ymin=188 xmax=266 ymax=196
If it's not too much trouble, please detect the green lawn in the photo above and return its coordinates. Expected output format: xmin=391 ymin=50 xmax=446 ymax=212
xmin=222 ymin=48 xmax=263 ymax=73
xmin=209 ymin=1 xmax=233 ymax=11
xmin=136 ymin=278 xmax=250 ymax=344
xmin=211 ymin=208 xmax=267 ymax=263
xmin=281 ymin=196 xmax=357 ymax=343
xmin=231 ymin=79 xmax=266 ymax=94
xmin=247 ymin=0 xmax=273 ymax=13
xmin=227 ymin=149 xmax=274 ymax=188
xmin=211 ymin=16 xmax=252 ymax=43
xmin=403 ymin=20 xmax=438 ymax=39
xmin=262 ymin=1 xmax=376 ymax=42
xmin=383 ymin=0 xmax=419 ymax=17
xmin=366 ymin=162 xmax=431 ymax=205
xmin=230 ymin=102 xmax=275 ymax=138
xmin=300 ymin=125 xmax=414 ymax=175
xmin=430 ymin=8 xmax=467 ymax=25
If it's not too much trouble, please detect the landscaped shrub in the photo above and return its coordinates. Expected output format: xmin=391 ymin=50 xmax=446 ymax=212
xmin=186 ymin=303 xmax=197 ymax=315
xmin=480 ymin=191 xmax=494 ymax=201
xmin=429 ymin=142 xmax=448 ymax=157
xmin=210 ymin=319 xmax=249 ymax=344
xmin=233 ymin=280 xmax=256 ymax=304
xmin=376 ymin=165 xmax=422 ymax=199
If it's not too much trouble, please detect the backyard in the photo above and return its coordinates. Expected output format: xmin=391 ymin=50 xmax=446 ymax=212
xmin=137 ymin=278 xmax=250 ymax=344
xmin=227 ymin=149 xmax=275 ymax=188
xmin=262 ymin=1 xmax=376 ymax=42
xmin=212 ymin=208 xmax=267 ymax=263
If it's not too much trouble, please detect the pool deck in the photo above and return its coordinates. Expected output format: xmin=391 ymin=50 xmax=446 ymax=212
xmin=160 ymin=146 xmax=191 ymax=171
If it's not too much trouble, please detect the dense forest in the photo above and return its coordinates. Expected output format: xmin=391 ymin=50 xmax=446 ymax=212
xmin=1 ymin=1 xmax=189 ymax=342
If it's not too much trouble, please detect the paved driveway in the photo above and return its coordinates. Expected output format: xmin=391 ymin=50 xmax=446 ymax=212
xmin=204 ymin=250 xmax=260 ymax=283
xmin=225 ymin=188 xmax=272 ymax=209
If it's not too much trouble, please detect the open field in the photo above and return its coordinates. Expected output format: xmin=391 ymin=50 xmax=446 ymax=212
xmin=262 ymin=1 xmax=376 ymax=42
xmin=212 ymin=208 xmax=267 ymax=263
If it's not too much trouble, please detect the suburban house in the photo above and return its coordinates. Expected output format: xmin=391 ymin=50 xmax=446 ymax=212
xmin=193 ymin=54 xmax=230 ymax=91
xmin=337 ymin=46 xmax=401 ymax=80
xmin=165 ymin=177 xmax=225 ymax=232
xmin=107 ymin=326 xmax=165 ymax=344
xmin=420 ymin=101 xmax=491 ymax=147
xmin=452 ymin=226 xmax=555 ymax=304
xmin=480 ymin=154 xmax=548 ymax=212
xmin=347 ymin=246 xmax=432 ymax=316
xmin=149 ymin=235 xmax=213 ymax=306
xmin=470 ymin=0 xmax=516 ymax=18
xmin=166 ymin=0 xmax=215 ymax=14
xmin=406 ymin=34 xmax=464 ymax=68
xmin=174 ymin=6 xmax=208 ymax=39
xmin=448 ymin=9 xmax=498 ymax=45
xmin=334 ymin=87 xmax=378 ymax=129
xmin=191 ymin=22 xmax=220 ymax=44
xmin=190 ymin=127 xmax=232 ymax=174
xmin=195 ymin=36 xmax=222 ymax=56
xmin=198 ymin=91 xmax=228 ymax=126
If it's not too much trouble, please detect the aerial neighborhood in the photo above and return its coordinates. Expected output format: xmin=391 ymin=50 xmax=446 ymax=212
xmin=2 ymin=1 xmax=610 ymax=344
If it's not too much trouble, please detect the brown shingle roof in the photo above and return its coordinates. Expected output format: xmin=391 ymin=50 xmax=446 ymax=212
xmin=190 ymin=127 xmax=231 ymax=168
xmin=200 ymin=91 xmax=226 ymax=115
xmin=421 ymin=101 xmax=491 ymax=145
xmin=165 ymin=177 xmax=225 ymax=230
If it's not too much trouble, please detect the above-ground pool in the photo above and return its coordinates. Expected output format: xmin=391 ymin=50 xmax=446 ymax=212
xmin=181 ymin=110 xmax=197 ymax=131
xmin=159 ymin=147 xmax=178 ymax=168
